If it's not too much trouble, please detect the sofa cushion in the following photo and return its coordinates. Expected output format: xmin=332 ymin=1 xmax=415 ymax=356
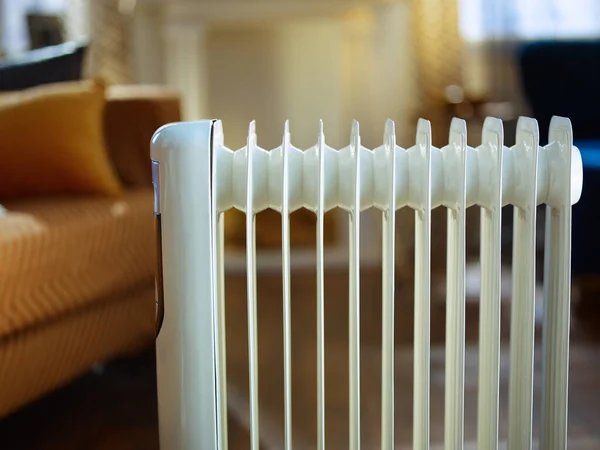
xmin=0 ymin=188 xmax=155 ymax=337
xmin=0 ymin=79 xmax=123 ymax=199
xmin=104 ymin=85 xmax=181 ymax=187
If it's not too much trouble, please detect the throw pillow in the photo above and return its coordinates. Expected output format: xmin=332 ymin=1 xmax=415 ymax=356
xmin=0 ymin=79 xmax=123 ymax=199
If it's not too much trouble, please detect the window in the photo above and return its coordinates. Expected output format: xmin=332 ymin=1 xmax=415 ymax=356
xmin=1 ymin=0 xmax=67 ymax=55
xmin=459 ymin=0 xmax=600 ymax=41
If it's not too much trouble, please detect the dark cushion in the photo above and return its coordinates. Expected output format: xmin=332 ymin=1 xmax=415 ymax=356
xmin=0 ymin=41 xmax=88 ymax=92
xmin=519 ymin=42 xmax=600 ymax=277
xmin=518 ymin=40 xmax=600 ymax=143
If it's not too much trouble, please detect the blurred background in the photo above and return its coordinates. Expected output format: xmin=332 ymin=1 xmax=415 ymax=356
xmin=0 ymin=0 xmax=599 ymax=448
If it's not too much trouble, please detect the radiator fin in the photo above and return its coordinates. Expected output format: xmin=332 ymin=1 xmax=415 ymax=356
xmin=476 ymin=117 xmax=504 ymax=450
xmin=281 ymin=121 xmax=293 ymax=450
xmin=508 ymin=117 xmax=540 ymax=450
xmin=380 ymin=119 xmax=397 ymax=450
xmin=245 ymin=121 xmax=260 ymax=450
xmin=540 ymin=117 xmax=577 ymax=450
xmin=348 ymin=121 xmax=362 ymax=450
xmin=412 ymin=119 xmax=432 ymax=450
xmin=316 ymin=121 xmax=326 ymax=450
xmin=444 ymin=118 xmax=468 ymax=450
xmin=212 ymin=120 xmax=229 ymax=450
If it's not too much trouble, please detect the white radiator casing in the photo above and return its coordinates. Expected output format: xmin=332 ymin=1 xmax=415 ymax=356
xmin=152 ymin=116 xmax=583 ymax=450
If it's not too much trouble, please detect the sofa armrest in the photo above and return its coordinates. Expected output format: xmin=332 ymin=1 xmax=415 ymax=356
xmin=104 ymin=85 xmax=181 ymax=187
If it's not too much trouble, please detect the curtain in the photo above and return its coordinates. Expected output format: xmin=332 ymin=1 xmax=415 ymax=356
xmin=411 ymin=0 xmax=464 ymax=116
xmin=1 ymin=0 xmax=66 ymax=55
xmin=83 ymin=0 xmax=133 ymax=84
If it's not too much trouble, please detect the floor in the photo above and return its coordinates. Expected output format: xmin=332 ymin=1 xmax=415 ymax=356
xmin=0 ymin=270 xmax=598 ymax=449
xmin=222 ymin=270 xmax=600 ymax=449
xmin=0 ymin=350 xmax=254 ymax=450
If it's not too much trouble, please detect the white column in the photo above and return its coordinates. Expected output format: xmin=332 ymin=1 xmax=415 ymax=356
xmin=163 ymin=21 xmax=209 ymax=121
xmin=131 ymin=3 xmax=164 ymax=85
xmin=274 ymin=18 xmax=345 ymax=149
xmin=63 ymin=0 xmax=91 ymax=43
xmin=371 ymin=1 xmax=417 ymax=145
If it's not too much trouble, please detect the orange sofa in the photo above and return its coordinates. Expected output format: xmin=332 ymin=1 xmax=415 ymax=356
xmin=0 ymin=85 xmax=180 ymax=419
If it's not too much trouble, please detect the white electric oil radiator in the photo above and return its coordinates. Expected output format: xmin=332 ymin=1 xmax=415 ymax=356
xmin=151 ymin=116 xmax=583 ymax=450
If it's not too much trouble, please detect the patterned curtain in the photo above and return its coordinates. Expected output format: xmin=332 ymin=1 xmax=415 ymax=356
xmin=395 ymin=0 xmax=465 ymax=282
xmin=65 ymin=0 xmax=133 ymax=84
xmin=411 ymin=0 xmax=464 ymax=113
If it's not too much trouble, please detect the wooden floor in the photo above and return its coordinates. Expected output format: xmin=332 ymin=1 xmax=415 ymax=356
xmin=222 ymin=270 xmax=600 ymax=449
xmin=0 ymin=270 xmax=598 ymax=449
xmin=0 ymin=350 xmax=254 ymax=450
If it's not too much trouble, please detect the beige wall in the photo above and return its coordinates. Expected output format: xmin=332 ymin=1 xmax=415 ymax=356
xmin=133 ymin=1 xmax=418 ymax=149
xmin=132 ymin=1 xmax=418 ymax=266
xmin=273 ymin=17 xmax=347 ymax=149
xmin=206 ymin=25 xmax=285 ymax=150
